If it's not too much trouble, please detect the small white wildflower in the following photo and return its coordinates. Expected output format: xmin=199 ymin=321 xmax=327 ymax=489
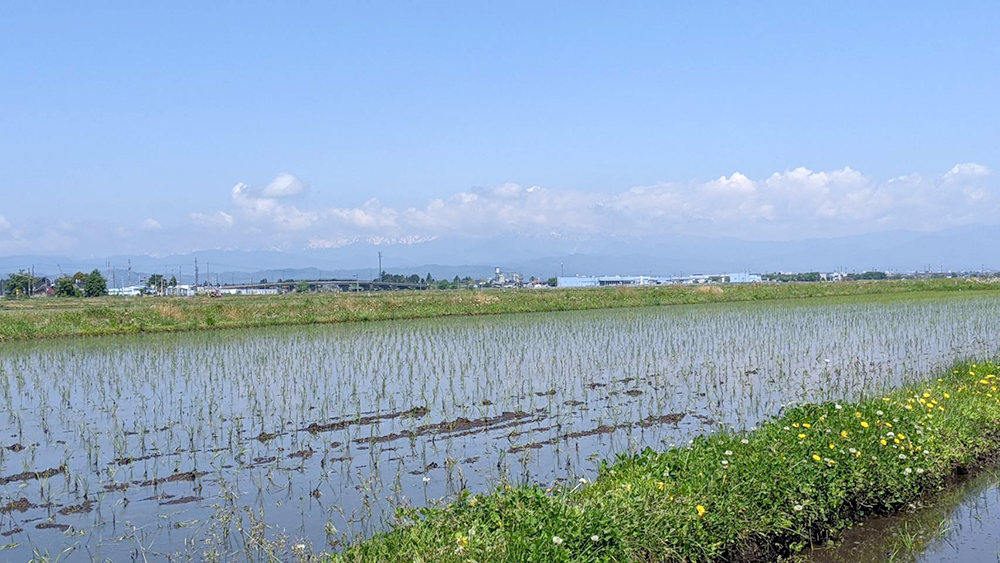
xmin=849 ymin=448 xmax=857 ymax=454
xmin=904 ymin=467 xmax=912 ymax=475
xmin=590 ymin=535 xmax=600 ymax=542
xmin=886 ymin=432 xmax=895 ymax=438
xmin=898 ymin=454 xmax=908 ymax=460
xmin=793 ymin=504 xmax=804 ymax=512
xmin=724 ymin=450 xmax=733 ymax=456
xmin=835 ymin=404 xmax=842 ymax=410
xmin=721 ymin=459 xmax=729 ymax=465
xmin=552 ymin=536 xmax=564 ymax=545
xmin=741 ymin=438 xmax=749 ymax=444
xmin=916 ymin=468 xmax=925 ymax=474
xmin=422 ymin=476 xmax=431 ymax=483
xmin=579 ymin=477 xmax=588 ymax=484
xmin=877 ymin=410 xmax=884 ymax=416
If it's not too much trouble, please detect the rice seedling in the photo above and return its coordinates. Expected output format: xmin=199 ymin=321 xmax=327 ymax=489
xmin=1 ymin=291 xmax=1000 ymax=560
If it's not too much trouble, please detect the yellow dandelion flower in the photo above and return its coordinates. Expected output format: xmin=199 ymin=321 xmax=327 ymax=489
xmin=861 ymin=421 xmax=870 ymax=428
xmin=798 ymin=433 xmax=807 ymax=439
xmin=696 ymin=505 xmax=707 ymax=518
xmin=812 ymin=454 xmax=821 ymax=461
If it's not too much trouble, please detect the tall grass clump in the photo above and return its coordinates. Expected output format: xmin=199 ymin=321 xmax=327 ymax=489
xmin=333 ymin=362 xmax=1000 ymax=562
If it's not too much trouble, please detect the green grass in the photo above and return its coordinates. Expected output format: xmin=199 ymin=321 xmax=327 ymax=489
xmin=2 ymin=278 xmax=1000 ymax=341
xmin=333 ymin=362 xmax=1000 ymax=562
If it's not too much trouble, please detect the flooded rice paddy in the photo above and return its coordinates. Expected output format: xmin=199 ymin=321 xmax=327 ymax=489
xmin=3 ymin=292 xmax=1000 ymax=561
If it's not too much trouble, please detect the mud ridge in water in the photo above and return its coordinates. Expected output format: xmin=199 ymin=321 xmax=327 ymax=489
xmin=508 ymin=413 xmax=685 ymax=454
xmin=0 ymin=466 xmax=65 ymax=485
xmin=304 ymin=406 xmax=431 ymax=434
xmin=354 ymin=411 xmax=537 ymax=445
xmin=160 ymin=496 xmax=202 ymax=506
xmin=111 ymin=452 xmax=162 ymax=466
xmin=137 ymin=470 xmax=207 ymax=487
xmin=0 ymin=497 xmax=35 ymax=514
xmin=57 ymin=500 xmax=92 ymax=516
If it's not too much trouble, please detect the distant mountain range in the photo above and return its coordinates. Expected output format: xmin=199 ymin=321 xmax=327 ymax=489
xmin=1 ymin=225 xmax=996 ymax=284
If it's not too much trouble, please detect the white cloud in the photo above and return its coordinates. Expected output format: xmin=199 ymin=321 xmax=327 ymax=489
xmin=2 ymin=163 xmax=996 ymax=257
xmin=188 ymin=211 xmax=234 ymax=228
xmin=944 ymin=163 xmax=992 ymax=181
xmin=183 ymin=163 xmax=996 ymax=244
xmin=261 ymin=172 xmax=305 ymax=197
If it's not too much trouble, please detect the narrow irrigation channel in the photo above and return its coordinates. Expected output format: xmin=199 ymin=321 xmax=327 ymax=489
xmin=806 ymin=463 xmax=1000 ymax=563
xmin=2 ymin=291 xmax=1000 ymax=561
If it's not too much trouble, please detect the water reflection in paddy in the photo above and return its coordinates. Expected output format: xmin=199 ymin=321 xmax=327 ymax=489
xmin=2 ymin=292 xmax=1000 ymax=560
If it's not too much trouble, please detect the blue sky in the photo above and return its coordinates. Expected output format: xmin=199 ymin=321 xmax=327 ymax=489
xmin=1 ymin=2 xmax=997 ymax=256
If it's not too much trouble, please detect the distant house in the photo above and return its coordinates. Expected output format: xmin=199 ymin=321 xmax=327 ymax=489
xmin=728 ymin=272 xmax=762 ymax=284
xmin=108 ymin=285 xmax=146 ymax=297
xmin=557 ymin=275 xmax=674 ymax=288
xmin=165 ymin=284 xmax=197 ymax=297
xmin=218 ymin=287 xmax=279 ymax=295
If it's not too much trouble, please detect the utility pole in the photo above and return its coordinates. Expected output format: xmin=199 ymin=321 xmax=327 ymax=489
xmin=195 ymin=258 xmax=199 ymax=288
xmin=128 ymin=259 xmax=132 ymax=286
xmin=207 ymin=262 xmax=210 ymax=287
xmin=378 ymin=252 xmax=382 ymax=282
xmin=560 ymin=262 xmax=564 ymax=278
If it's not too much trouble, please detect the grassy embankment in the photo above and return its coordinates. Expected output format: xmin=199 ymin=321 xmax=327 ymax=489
xmin=2 ymin=278 xmax=999 ymax=341
xmin=333 ymin=363 xmax=1000 ymax=562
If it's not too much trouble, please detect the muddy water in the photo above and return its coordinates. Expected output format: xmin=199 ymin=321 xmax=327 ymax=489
xmin=807 ymin=466 xmax=1000 ymax=562
xmin=2 ymin=292 xmax=1000 ymax=560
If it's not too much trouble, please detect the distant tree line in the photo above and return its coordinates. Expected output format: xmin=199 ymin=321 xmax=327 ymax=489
xmin=763 ymin=272 xmax=824 ymax=282
xmin=763 ymin=271 xmax=889 ymax=282
xmin=3 ymin=269 xmax=107 ymax=299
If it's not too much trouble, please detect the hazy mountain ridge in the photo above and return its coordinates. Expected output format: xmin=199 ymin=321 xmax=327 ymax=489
xmin=2 ymin=226 xmax=998 ymax=283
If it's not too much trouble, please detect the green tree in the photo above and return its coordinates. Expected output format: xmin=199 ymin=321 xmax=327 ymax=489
xmin=83 ymin=269 xmax=107 ymax=297
xmin=147 ymin=274 xmax=164 ymax=289
xmin=3 ymin=270 xmax=37 ymax=298
xmin=546 ymin=277 xmax=558 ymax=287
xmin=169 ymin=276 xmax=178 ymax=287
xmin=296 ymin=281 xmax=310 ymax=293
xmin=54 ymin=276 xmax=81 ymax=297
